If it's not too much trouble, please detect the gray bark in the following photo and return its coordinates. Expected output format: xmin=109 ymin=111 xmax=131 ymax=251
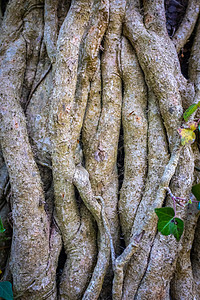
xmin=0 ymin=0 xmax=200 ymax=299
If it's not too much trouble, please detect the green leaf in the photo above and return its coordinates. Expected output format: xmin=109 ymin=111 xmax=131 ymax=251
xmin=155 ymin=207 xmax=175 ymax=235
xmin=183 ymin=103 xmax=198 ymax=122
xmin=0 ymin=282 xmax=13 ymax=300
xmin=0 ymin=218 xmax=5 ymax=233
xmin=155 ymin=207 xmax=175 ymax=219
xmin=155 ymin=207 xmax=184 ymax=241
xmin=192 ymin=183 xmax=200 ymax=201
xmin=169 ymin=218 xmax=184 ymax=241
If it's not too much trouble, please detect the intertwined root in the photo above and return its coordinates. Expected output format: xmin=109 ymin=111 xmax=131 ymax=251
xmin=0 ymin=1 xmax=200 ymax=299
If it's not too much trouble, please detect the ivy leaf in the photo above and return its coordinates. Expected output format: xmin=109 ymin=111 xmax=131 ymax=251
xmin=192 ymin=183 xmax=200 ymax=201
xmin=155 ymin=207 xmax=184 ymax=241
xmin=177 ymin=122 xmax=198 ymax=146
xmin=0 ymin=218 xmax=5 ymax=233
xmin=188 ymin=122 xmax=198 ymax=131
xmin=155 ymin=207 xmax=175 ymax=235
xmin=192 ymin=184 xmax=200 ymax=210
xmin=169 ymin=218 xmax=184 ymax=241
xmin=177 ymin=128 xmax=196 ymax=146
xmin=0 ymin=282 xmax=13 ymax=300
xmin=183 ymin=103 xmax=199 ymax=122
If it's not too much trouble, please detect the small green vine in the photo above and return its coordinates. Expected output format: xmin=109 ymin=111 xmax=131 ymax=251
xmin=155 ymin=101 xmax=200 ymax=241
xmin=0 ymin=217 xmax=13 ymax=300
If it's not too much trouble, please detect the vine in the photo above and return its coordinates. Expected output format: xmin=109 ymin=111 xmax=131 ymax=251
xmin=155 ymin=101 xmax=200 ymax=241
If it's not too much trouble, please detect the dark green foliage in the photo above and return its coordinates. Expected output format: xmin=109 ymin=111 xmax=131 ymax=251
xmin=192 ymin=183 xmax=200 ymax=201
xmin=192 ymin=183 xmax=200 ymax=210
xmin=0 ymin=282 xmax=13 ymax=300
xmin=183 ymin=102 xmax=200 ymax=122
xmin=155 ymin=207 xmax=184 ymax=241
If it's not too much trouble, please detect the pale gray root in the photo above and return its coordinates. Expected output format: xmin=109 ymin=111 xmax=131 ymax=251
xmin=189 ymin=16 xmax=200 ymax=82
xmin=82 ymin=58 xmax=101 ymax=150
xmin=19 ymin=0 xmax=54 ymax=219
xmin=119 ymin=36 xmax=148 ymax=243
xmin=171 ymin=13 xmax=195 ymax=111
xmin=63 ymin=0 xmax=109 ymax=296
xmin=44 ymin=0 xmax=58 ymax=64
xmin=122 ymin=92 xmax=169 ymax=299
xmin=0 ymin=1 xmax=61 ymax=298
xmin=183 ymin=19 xmax=200 ymax=298
xmin=0 ymin=0 xmax=26 ymax=53
xmin=26 ymin=54 xmax=53 ymax=166
xmin=79 ymin=1 xmax=124 ymax=297
xmin=26 ymin=56 xmax=62 ymax=297
xmin=170 ymin=17 xmax=200 ymax=299
xmin=191 ymin=214 xmax=200 ymax=296
xmin=124 ymin=1 xmax=183 ymax=149
xmin=24 ymin=9 xmax=53 ymax=165
xmin=121 ymin=5 xmax=190 ymax=296
xmin=96 ymin=195 xmax=116 ymax=269
xmin=1 ymin=2 xmax=199 ymax=300
xmin=20 ymin=3 xmax=44 ymax=109
xmin=191 ymin=144 xmax=200 ymax=294
xmin=112 ymin=231 xmax=144 ymax=300
xmin=50 ymin=1 xmax=110 ymax=298
xmin=136 ymin=146 xmax=194 ymax=299
xmin=172 ymin=0 xmax=200 ymax=53
xmin=53 ymin=0 xmax=90 ymax=230
xmin=71 ymin=0 xmax=109 ymax=144
xmin=51 ymin=0 xmax=104 ymax=242
xmin=82 ymin=2 xmax=125 ymax=297
xmin=58 ymin=207 xmax=96 ymax=300
xmin=143 ymin=0 xmax=167 ymax=34
xmin=21 ymin=1 xmax=52 ymax=165
xmin=171 ymin=204 xmax=199 ymax=300
xmin=189 ymin=17 xmax=200 ymax=107
xmin=83 ymin=0 xmax=125 ymax=251
xmin=73 ymin=166 xmax=111 ymax=300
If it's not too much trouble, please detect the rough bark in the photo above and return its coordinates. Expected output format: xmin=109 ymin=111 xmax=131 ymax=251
xmin=0 ymin=0 xmax=200 ymax=299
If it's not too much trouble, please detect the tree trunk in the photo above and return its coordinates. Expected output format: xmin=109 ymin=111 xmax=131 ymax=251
xmin=0 ymin=0 xmax=200 ymax=299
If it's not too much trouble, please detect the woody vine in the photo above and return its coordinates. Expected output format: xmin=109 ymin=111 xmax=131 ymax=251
xmin=155 ymin=101 xmax=200 ymax=241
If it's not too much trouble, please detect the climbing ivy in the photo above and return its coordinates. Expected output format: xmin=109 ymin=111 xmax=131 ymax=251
xmin=155 ymin=101 xmax=200 ymax=241
xmin=155 ymin=207 xmax=184 ymax=241
xmin=183 ymin=101 xmax=200 ymax=122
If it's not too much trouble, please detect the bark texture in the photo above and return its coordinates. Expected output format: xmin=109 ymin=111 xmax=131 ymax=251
xmin=0 ymin=0 xmax=200 ymax=299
